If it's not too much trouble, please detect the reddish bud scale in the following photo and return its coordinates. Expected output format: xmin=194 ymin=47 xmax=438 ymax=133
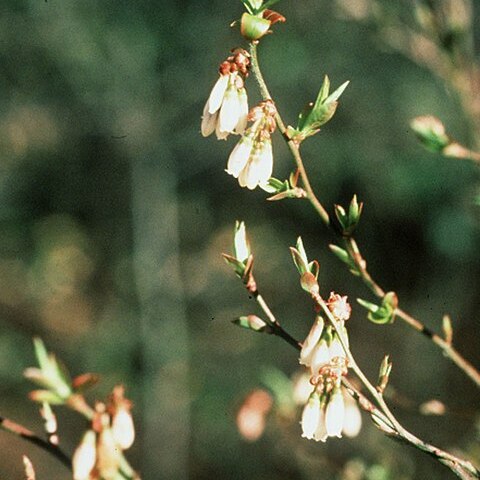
xmin=218 ymin=50 xmax=251 ymax=77
xmin=263 ymin=9 xmax=286 ymax=25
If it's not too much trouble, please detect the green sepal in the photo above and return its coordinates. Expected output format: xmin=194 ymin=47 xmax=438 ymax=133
xmin=334 ymin=195 xmax=363 ymax=235
xmin=329 ymin=244 xmax=359 ymax=275
xmin=357 ymin=292 xmax=398 ymax=325
xmin=262 ymin=176 xmax=306 ymax=201
xmin=222 ymin=253 xmax=246 ymax=277
xmin=410 ymin=116 xmax=450 ymax=153
xmin=29 ymin=389 xmax=65 ymax=405
xmin=290 ymin=237 xmax=308 ymax=274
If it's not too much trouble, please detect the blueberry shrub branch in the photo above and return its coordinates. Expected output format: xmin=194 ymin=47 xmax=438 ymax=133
xmin=248 ymin=38 xmax=480 ymax=389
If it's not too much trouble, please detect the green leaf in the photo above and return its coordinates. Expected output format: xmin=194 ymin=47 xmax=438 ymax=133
xmin=29 ymin=389 xmax=65 ymax=405
xmin=33 ymin=337 xmax=50 ymax=372
xmin=316 ymin=75 xmax=330 ymax=105
xmin=241 ymin=0 xmax=254 ymax=14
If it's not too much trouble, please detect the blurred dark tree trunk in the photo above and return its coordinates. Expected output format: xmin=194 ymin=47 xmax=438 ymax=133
xmin=132 ymin=158 xmax=190 ymax=479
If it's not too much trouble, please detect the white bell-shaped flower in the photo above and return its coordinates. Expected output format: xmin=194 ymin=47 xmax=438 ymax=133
xmin=325 ymin=388 xmax=345 ymax=438
xmin=301 ymin=393 xmax=321 ymax=440
xmin=299 ymin=317 xmax=324 ymax=367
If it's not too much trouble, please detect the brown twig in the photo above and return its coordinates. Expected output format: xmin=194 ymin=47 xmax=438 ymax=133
xmin=248 ymin=41 xmax=480 ymax=389
xmin=0 ymin=415 xmax=71 ymax=470
xmin=243 ymin=280 xmax=480 ymax=479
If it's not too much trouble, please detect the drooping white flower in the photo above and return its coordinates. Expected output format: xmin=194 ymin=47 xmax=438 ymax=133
xmin=328 ymin=334 xmax=347 ymax=362
xmin=202 ymin=73 xmax=249 ymax=140
xmin=72 ymin=430 xmax=97 ymax=480
xmin=313 ymin=403 xmax=328 ymax=442
xmin=226 ymin=99 xmax=277 ymax=190
xmin=300 ymin=317 xmax=325 ymax=366
xmin=342 ymin=390 xmax=362 ymax=438
xmin=111 ymin=407 xmax=135 ymax=450
xmin=301 ymin=393 xmax=321 ymax=440
xmin=237 ymin=139 xmax=273 ymax=190
xmin=325 ymin=388 xmax=345 ymax=438
xmin=309 ymin=339 xmax=330 ymax=376
xmin=201 ymin=50 xmax=251 ymax=140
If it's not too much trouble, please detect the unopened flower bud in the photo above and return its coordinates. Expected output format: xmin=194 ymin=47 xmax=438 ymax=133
xmin=240 ymin=13 xmax=271 ymax=41
xmin=410 ymin=115 xmax=450 ymax=152
xmin=23 ymin=455 xmax=36 ymax=480
xmin=234 ymin=221 xmax=250 ymax=263
xmin=72 ymin=430 xmax=97 ymax=480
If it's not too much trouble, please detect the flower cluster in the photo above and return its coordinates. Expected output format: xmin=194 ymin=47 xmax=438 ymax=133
xmin=201 ymin=49 xmax=250 ymax=140
xmin=298 ymin=292 xmax=357 ymax=441
xmin=300 ymin=385 xmax=362 ymax=442
xmin=72 ymin=386 xmax=135 ymax=480
xmin=226 ymin=99 xmax=277 ymax=190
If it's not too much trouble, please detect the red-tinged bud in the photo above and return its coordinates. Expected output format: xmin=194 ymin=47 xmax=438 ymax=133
xmin=240 ymin=13 xmax=271 ymax=41
xmin=72 ymin=430 xmax=97 ymax=480
xmin=300 ymin=271 xmax=319 ymax=294
xmin=263 ymin=9 xmax=286 ymax=25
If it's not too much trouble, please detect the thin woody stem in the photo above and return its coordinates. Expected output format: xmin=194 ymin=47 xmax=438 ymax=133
xmin=253 ymin=288 xmax=302 ymax=350
xmin=249 ymin=43 xmax=330 ymax=227
xmin=248 ymin=41 xmax=480 ymax=389
xmin=0 ymin=415 xmax=71 ymax=470
xmin=245 ymin=283 xmax=479 ymax=478
xmin=343 ymin=237 xmax=480 ymax=388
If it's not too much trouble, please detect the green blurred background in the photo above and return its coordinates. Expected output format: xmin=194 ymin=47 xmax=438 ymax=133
xmin=0 ymin=0 xmax=479 ymax=478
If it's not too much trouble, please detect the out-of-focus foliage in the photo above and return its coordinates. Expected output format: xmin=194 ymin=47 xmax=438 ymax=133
xmin=0 ymin=0 xmax=478 ymax=479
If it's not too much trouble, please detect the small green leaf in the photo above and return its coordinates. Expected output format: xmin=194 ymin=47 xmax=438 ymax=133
xmin=33 ymin=338 xmax=50 ymax=372
xmin=316 ymin=75 xmax=330 ymax=105
xmin=29 ymin=390 xmax=65 ymax=405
